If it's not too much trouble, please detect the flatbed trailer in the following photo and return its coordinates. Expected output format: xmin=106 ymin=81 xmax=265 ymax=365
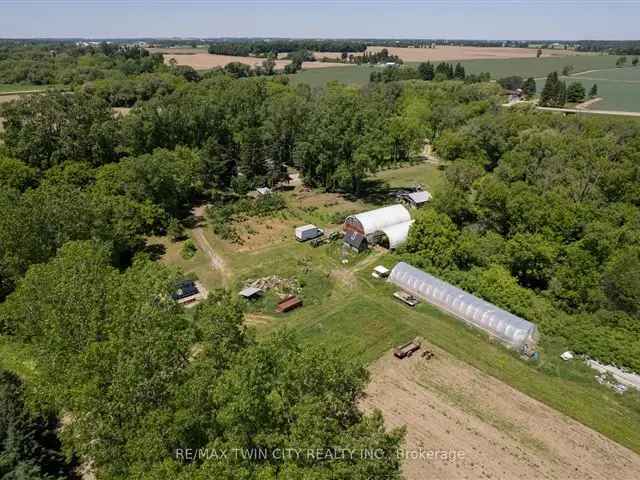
xmin=394 ymin=338 xmax=422 ymax=359
xmin=393 ymin=290 xmax=419 ymax=307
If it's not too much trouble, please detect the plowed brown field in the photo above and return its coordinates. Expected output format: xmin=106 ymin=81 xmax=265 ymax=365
xmin=361 ymin=347 xmax=640 ymax=480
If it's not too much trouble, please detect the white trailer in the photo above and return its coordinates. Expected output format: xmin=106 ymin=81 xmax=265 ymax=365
xmin=295 ymin=224 xmax=324 ymax=242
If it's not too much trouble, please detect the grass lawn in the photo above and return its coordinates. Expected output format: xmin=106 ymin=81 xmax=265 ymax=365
xmin=269 ymin=255 xmax=640 ymax=454
xmin=0 ymin=83 xmax=51 ymax=94
xmin=0 ymin=337 xmax=38 ymax=381
xmin=167 ymin=167 xmax=640 ymax=454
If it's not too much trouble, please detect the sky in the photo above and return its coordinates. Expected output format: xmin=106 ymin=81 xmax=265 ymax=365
xmin=0 ymin=0 xmax=639 ymax=40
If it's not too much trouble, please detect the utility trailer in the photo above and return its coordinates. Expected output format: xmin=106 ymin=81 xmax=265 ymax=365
xmin=393 ymin=290 xmax=419 ymax=307
xmin=394 ymin=337 xmax=422 ymax=359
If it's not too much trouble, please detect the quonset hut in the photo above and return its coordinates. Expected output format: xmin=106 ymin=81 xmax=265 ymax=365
xmin=344 ymin=204 xmax=412 ymax=250
xmin=389 ymin=262 xmax=538 ymax=349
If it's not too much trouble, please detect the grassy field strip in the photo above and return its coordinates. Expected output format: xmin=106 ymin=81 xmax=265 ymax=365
xmin=269 ymin=260 xmax=640 ymax=454
xmin=0 ymin=84 xmax=52 ymax=94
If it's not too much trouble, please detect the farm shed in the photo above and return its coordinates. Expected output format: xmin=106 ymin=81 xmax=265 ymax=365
xmin=389 ymin=262 xmax=538 ymax=349
xmin=344 ymin=204 xmax=412 ymax=250
xmin=172 ymin=280 xmax=199 ymax=301
xmin=239 ymin=286 xmax=263 ymax=300
xmin=343 ymin=231 xmax=367 ymax=252
xmin=399 ymin=190 xmax=431 ymax=208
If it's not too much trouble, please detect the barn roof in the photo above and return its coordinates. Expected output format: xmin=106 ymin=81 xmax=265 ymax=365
xmin=380 ymin=221 xmax=413 ymax=249
xmin=348 ymin=204 xmax=411 ymax=236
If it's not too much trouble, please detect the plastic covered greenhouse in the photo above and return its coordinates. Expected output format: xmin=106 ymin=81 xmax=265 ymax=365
xmin=389 ymin=262 xmax=538 ymax=349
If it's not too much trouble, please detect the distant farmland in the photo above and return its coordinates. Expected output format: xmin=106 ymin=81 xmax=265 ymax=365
xmin=366 ymin=45 xmax=582 ymax=62
xmin=459 ymin=55 xmax=618 ymax=78
xmin=292 ymin=55 xmax=622 ymax=89
xmin=535 ymin=66 xmax=640 ymax=112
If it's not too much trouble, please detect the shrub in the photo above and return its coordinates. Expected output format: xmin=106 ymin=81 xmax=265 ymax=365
xmin=181 ymin=239 xmax=197 ymax=259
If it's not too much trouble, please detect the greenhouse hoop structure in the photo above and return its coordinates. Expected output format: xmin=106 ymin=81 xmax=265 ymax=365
xmin=389 ymin=262 xmax=538 ymax=349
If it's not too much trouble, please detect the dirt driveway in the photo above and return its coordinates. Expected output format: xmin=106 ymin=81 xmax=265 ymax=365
xmin=361 ymin=346 xmax=640 ymax=480
xmin=191 ymin=205 xmax=230 ymax=285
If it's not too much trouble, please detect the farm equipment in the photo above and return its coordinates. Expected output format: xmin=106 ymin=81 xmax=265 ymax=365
xmin=421 ymin=350 xmax=435 ymax=360
xmin=394 ymin=337 xmax=422 ymax=359
xmin=310 ymin=237 xmax=329 ymax=248
xmin=393 ymin=291 xmax=420 ymax=307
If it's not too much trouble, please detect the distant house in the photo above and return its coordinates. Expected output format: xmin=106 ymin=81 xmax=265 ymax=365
xmin=247 ymin=187 xmax=273 ymax=199
xmin=343 ymin=204 xmax=413 ymax=250
xmin=398 ymin=191 xmax=431 ymax=209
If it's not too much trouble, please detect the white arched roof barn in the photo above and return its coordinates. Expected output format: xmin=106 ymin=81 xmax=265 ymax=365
xmin=389 ymin=262 xmax=539 ymax=349
xmin=345 ymin=204 xmax=411 ymax=236
xmin=344 ymin=204 xmax=412 ymax=249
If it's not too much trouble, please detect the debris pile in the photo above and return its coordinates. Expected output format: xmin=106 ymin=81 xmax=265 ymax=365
xmin=243 ymin=275 xmax=301 ymax=297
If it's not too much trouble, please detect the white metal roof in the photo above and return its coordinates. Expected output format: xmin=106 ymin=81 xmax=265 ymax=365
xmin=405 ymin=191 xmax=431 ymax=204
xmin=380 ymin=221 xmax=413 ymax=249
xmin=239 ymin=287 xmax=263 ymax=298
xmin=348 ymin=204 xmax=411 ymax=236
xmin=374 ymin=265 xmax=390 ymax=274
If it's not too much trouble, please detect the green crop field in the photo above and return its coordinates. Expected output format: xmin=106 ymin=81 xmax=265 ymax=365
xmin=457 ymin=54 xmax=618 ymax=79
xmin=535 ymin=66 xmax=640 ymax=112
xmin=290 ymin=65 xmax=374 ymax=87
xmin=291 ymin=55 xmax=620 ymax=88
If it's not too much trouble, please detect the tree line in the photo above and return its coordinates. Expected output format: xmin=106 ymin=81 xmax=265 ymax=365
xmin=0 ymin=41 xmax=163 ymax=87
xmin=371 ymin=61 xmax=491 ymax=84
xmin=403 ymin=106 xmax=640 ymax=371
xmin=207 ymin=39 xmax=367 ymax=57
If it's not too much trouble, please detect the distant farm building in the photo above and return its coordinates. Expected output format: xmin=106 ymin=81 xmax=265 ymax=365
xmin=343 ymin=204 xmax=413 ymax=250
xmin=398 ymin=190 xmax=431 ymax=209
xmin=247 ymin=187 xmax=272 ymax=199
xmin=389 ymin=262 xmax=539 ymax=350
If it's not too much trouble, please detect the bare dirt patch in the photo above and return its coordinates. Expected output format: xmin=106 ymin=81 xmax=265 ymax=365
xmin=163 ymin=52 xmax=290 ymax=70
xmin=231 ymin=215 xmax=299 ymax=253
xmin=366 ymin=46 xmax=583 ymax=62
xmin=161 ymin=53 xmax=349 ymax=71
xmin=361 ymin=347 xmax=640 ymax=480
xmin=0 ymin=94 xmax=21 ymax=104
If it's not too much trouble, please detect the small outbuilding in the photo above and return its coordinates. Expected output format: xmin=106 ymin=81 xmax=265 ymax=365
xmin=295 ymin=224 xmax=324 ymax=242
xmin=239 ymin=286 xmax=263 ymax=300
xmin=247 ymin=187 xmax=273 ymax=199
xmin=172 ymin=280 xmax=199 ymax=301
xmin=343 ymin=231 xmax=367 ymax=252
xmin=399 ymin=191 xmax=431 ymax=209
